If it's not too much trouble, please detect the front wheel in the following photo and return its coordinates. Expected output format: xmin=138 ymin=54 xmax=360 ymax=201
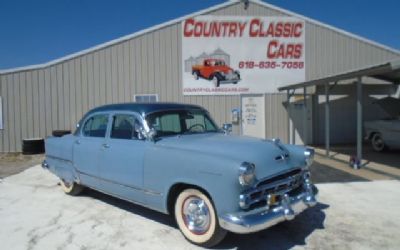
xmin=212 ymin=75 xmax=220 ymax=87
xmin=174 ymin=188 xmax=227 ymax=247
xmin=60 ymin=179 xmax=84 ymax=196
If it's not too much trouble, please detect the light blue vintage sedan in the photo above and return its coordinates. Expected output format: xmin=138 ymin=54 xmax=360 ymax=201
xmin=43 ymin=103 xmax=318 ymax=247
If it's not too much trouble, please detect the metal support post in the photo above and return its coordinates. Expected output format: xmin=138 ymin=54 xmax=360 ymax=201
xmin=356 ymin=77 xmax=363 ymax=168
xmin=325 ymin=82 xmax=330 ymax=157
xmin=286 ymin=90 xmax=290 ymax=144
xmin=303 ymin=86 xmax=307 ymax=145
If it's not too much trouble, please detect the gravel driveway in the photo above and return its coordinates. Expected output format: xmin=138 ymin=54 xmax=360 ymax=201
xmin=1 ymin=166 xmax=399 ymax=250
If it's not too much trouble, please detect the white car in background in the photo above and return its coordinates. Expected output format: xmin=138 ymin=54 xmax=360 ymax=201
xmin=364 ymin=97 xmax=400 ymax=152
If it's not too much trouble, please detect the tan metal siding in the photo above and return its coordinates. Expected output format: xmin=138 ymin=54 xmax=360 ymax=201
xmin=7 ymin=74 xmax=15 ymax=151
xmin=1 ymin=75 xmax=9 ymax=151
xmin=305 ymin=22 xmax=399 ymax=81
xmin=86 ymin=53 xmax=96 ymax=109
xmin=19 ymin=73 xmax=26 ymax=147
xmin=68 ymin=60 xmax=76 ymax=129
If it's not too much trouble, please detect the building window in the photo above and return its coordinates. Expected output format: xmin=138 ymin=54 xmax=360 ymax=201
xmin=134 ymin=94 xmax=158 ymax=103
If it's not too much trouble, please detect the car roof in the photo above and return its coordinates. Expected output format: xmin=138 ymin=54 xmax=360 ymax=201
xmin=85 ymin=102 xmax=205 ymax=117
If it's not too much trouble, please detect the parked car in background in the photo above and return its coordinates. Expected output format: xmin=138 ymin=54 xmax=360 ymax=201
xmin=192 ymin=59 xmax=241 ymax=87
xmin=365 ymin=118 xmax=400 ymax=151
xmin=42 ymin=102 xmax=318 ymax=247
xmin=365 ymin=97 xmax=400 ymax=152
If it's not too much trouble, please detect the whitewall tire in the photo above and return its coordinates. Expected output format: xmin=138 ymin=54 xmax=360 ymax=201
xmin=60 ymin=179 xmax=84 ymax=196
xmin=174 ymin=188 xmax=227 ymax=247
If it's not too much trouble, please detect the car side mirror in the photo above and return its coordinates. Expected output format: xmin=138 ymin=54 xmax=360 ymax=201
xmin=222 ymin=123 xmax=232 ymax=135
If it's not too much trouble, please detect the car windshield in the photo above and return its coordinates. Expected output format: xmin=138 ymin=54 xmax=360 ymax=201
xmin=145 ymin=109 xmax=220 ymax=137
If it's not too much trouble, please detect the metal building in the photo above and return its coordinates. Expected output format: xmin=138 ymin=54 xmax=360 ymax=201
xmin=0 ymin=0 xmax=399 ymax=152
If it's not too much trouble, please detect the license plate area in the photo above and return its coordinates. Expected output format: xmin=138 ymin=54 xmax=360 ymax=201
xmin=268 ymin=194 xmax=280 ymax=206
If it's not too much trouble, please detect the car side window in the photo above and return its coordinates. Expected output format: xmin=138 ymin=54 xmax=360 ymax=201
xmin=110 ymin=114 xmax=140 ymax=140
xmin=82 ymin=114 xmax=109 ymax=137
xmin=159 ymin=114 xmax=181 ymax=133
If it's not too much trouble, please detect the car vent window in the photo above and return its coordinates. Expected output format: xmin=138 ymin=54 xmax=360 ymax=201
xmin=82 ymin=114 xmax=109 ymax=138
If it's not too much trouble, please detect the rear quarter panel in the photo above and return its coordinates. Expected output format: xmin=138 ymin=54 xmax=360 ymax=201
xmin=45 ymin=135 xmax=77 ymax=182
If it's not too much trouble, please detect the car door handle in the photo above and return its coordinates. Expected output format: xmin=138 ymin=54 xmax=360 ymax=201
xmin=75 ymin=140 xmax=81 ymax=145
xmin=102 ymin=143 xmax=110 ymax=149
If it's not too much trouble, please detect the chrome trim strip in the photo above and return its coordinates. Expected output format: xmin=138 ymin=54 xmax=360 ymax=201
xmin=46 ymin=155 xmax=73 ymax=164
xmin=82 ymin=183 xmax=167 ymax=214
xmin=255 ymin=167 xmax=302 ymax=186
xmin=76 ymin=169 xmax=162 ymax=196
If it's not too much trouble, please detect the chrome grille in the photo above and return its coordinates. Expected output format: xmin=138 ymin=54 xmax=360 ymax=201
xmin=240 ymin=168 xmax=304 ymax=210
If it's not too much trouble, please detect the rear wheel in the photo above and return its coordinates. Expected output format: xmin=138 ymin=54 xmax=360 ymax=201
xmin=174 ymin=188 xmax=227 ymax=247
xmin=60 ymin=179 xmax=84 ymax=196
xmin=371 ymin=133 xmax=386 ymax=152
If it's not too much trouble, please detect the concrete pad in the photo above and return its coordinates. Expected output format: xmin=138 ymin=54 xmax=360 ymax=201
xmin=1 ymin=166 xmax=399 ymax=250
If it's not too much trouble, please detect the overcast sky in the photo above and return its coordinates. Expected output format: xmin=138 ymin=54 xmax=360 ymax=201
xmin=0 ymin=0 xmax=399 ymax=70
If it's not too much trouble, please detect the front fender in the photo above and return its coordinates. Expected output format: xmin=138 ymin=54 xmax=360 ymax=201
xmin=143 ymin=145 xmax=242 ymax=216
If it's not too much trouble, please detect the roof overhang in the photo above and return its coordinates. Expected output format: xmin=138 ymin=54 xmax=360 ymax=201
xmin=278 ymin=58 xmax=400 ymax=91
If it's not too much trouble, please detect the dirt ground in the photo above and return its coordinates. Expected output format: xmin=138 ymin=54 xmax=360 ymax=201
xmin=0 ymin=153 xmax=44 ymax=178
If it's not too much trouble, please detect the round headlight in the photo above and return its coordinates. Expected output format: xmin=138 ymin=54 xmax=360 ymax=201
xmin=304 ymin=148 xmax=315 ymax=167
xmin=238 ymin=162 xmax=256 ymax=186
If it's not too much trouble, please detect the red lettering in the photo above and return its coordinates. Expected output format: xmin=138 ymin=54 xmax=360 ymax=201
xmin=267 ymin=41 xmax=303 ymax=59
xmin=283 ymin=23 xmax=292 ymax=37
xmin=183 ymin=18 xmax=195 ymax=37
xmin=294 ymin=22 xmax=303 ymax=37
xmin=266 ymin=22 xmax=274 ymax=37
xmin=249 ymin=18 xmax=260 ymax=37
xmin=294 ymin=44 xmax=303 ymax=58
xmin=267 ymin=40 xmax=279 ymax=59
xmin=194 ymin=22 xmax=202 ymax=37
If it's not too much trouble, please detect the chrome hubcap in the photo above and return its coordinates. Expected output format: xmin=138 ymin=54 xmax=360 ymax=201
xmin=182 ymin=196 xmax=210 ymax=235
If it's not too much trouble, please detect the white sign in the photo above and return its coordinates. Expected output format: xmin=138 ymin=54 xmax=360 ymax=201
xmin=241 ymin=95 xmax=265 ymax=139
xmin=182 ymin=16 xmax=305 ymax=95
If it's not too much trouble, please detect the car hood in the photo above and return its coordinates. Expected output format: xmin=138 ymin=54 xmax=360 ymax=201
xmin=154 ymin=133 xmax=303 ymax=178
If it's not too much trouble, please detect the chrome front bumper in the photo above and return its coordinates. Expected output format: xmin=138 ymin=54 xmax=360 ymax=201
xmin=219 ymin=185 xmax=318 ymax=234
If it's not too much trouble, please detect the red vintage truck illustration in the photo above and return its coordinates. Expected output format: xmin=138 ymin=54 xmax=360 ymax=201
xmin=192 ymin=59 xmax=241 ymax=87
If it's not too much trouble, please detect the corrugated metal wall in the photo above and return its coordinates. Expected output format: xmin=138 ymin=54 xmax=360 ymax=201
xmin=0 ymin=1 xmax=399 ymax=152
